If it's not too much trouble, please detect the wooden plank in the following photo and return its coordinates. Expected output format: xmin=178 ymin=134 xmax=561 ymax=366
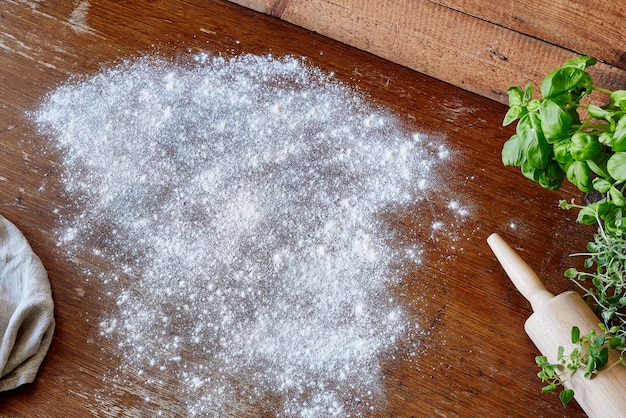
xmin=229 ymin=0 xmax=626 ymax=105
xmin=434 ymin=0 xmax=626 ymax=70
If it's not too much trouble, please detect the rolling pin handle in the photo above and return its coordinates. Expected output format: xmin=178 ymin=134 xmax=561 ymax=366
xmin=487 ymin=233 xmax=554 ymax=312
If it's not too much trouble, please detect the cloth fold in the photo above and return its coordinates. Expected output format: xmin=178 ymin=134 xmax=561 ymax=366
xmin=0 ymin=215 xmax=55 ymax=391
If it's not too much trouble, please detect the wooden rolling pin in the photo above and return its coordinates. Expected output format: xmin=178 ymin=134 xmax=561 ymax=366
xmin=487 ymin=233 xmax=626 ymax=418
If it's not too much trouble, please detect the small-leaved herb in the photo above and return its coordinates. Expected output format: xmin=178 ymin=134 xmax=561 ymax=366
xmin=562 ymin=200 xmax=626 ymax=338
xmin=536 ymin=324 xmax=625 ymax=405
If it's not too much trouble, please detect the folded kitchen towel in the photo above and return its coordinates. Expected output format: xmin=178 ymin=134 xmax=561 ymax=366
xmin=0 ymin=215 xmax=55 ymax=391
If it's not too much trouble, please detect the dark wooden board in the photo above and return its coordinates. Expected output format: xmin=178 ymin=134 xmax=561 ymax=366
xmin=0 ymin=1 xmax=592 ymax=416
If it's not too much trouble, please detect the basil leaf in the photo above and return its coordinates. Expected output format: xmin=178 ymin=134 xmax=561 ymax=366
xmin=540 ymin=67 xmax=592 ymax=99
xmin=552 ymin=139 xmax=572 ymax=164
xmin=587 ymin=104 xmax=612 ymax=121
xmin=562 ymin=55 xmax=597 ymax=70
xmin=592 ymin=178 xmax=612 ymax=193
xmin=577 ymin=204 xmax=599 ymax=224
xmin=609 ymin=186 xmax=625 ymax=207
xmin=613 ymin=116 xmax=626 ymax=148
xmin=538 ymin=161 xmax=565 ymax=190
xmin=566 ymin=105 xmax=582 ymax=125
xmin=570 ymin=132 xmax=601 ymax=161
xmin=587 ymin=152 xmax=610 ymax=178
xmin=507 ymin=86 xmax=524 ymax=106
xmin=517 ymin=113 xmax=549 ymax=168
xmin=538 ymin=99 xmax=571 ymax=142
xmin=503 ymin=104 xmax=526 ymax=126
xmin=502 ymin=134 xmax=524 ymax=166
xmin=521 ymin=164 xmax=540 ymax=182
xmin=611 ymin=90 xmax=626 ymax=110
xmin=566 ymin=160 xmax=592 ymax=192
xmin=523 ymin=81 xmax=533 ymax=102
xmin=608 ymin=152 xmax=626 ymax=181
xmin=526 ymin=99 xmax=541 ymax=112
xmin=600 ymin=205 xmax=623 ymax=234
xmin=599 ymin=131 xmax=614 ymax=147
xmin=595 ymin=200 xmax=614 ymax=220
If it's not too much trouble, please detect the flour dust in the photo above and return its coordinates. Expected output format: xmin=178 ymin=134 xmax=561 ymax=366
xmin=34 ymin=53 xmax=469 ymax=416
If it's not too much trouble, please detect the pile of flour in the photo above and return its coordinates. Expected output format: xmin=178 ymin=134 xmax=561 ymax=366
xmin=34 ymin=53 xmax=460 ymax=416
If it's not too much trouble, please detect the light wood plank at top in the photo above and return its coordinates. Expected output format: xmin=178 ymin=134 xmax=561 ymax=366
xmin=230 ymin=0 xmax=626 ymax=105
xmin=435 ymin=0 xmax=626 ymax=69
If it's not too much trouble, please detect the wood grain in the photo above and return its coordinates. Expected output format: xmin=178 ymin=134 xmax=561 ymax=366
xmin=435 ymin=0 xmax=626 ymax=69
xmin=230 ymin=0 xmax=626 ymax=105
xmin=0 ymin=0 xmax=597 ymax=416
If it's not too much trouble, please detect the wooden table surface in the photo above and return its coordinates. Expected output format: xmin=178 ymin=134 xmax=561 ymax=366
xmin=0 ymin=1 xmax=593 ymax=417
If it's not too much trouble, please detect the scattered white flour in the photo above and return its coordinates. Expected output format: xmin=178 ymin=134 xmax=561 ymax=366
xmin=447 ymin=200 xmax=469 ymax=217
xmin=68 ymin=1 xmax=95 ymax=35
xmin=34 ymin=54 xmax=462 ymax=416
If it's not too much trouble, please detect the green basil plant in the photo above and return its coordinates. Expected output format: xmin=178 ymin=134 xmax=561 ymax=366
xmin=502 ymin=56 xmax=626 ymax=235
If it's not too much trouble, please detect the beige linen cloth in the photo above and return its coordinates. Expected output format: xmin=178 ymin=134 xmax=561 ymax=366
xmin=0 ymin=215 xmax=54 ymax=391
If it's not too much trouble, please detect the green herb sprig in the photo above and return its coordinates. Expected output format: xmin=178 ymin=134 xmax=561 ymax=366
xmin=536 ymin=324 xmax=625 ymax=405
